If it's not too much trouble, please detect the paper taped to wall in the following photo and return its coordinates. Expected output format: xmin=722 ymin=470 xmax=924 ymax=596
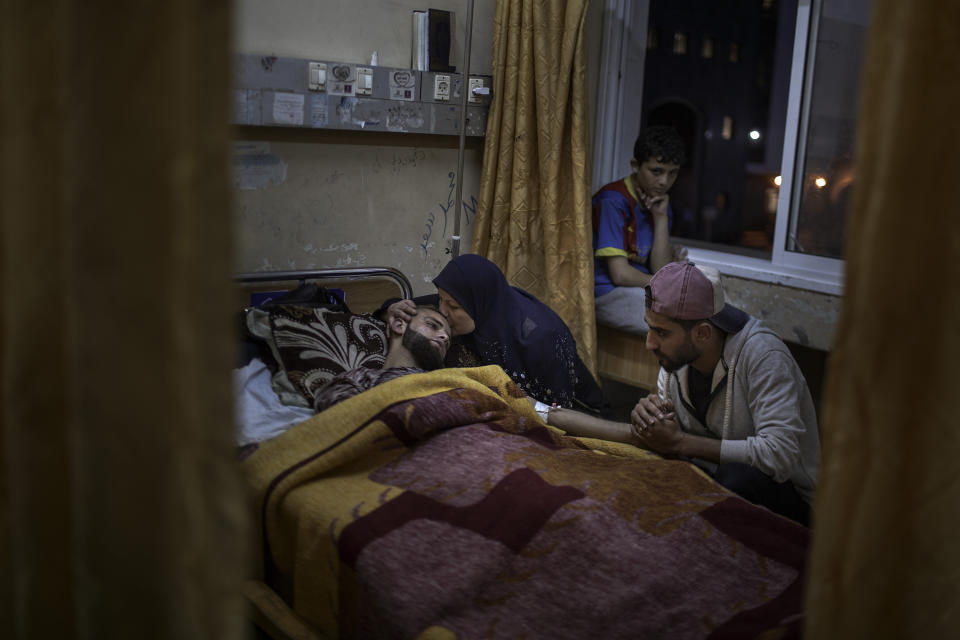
xmin=272 ymin=93 xmax=305 ymax=125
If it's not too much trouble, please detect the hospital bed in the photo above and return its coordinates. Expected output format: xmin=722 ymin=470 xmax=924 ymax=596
xmin=234 ymin=267 xmax=810 ymax=639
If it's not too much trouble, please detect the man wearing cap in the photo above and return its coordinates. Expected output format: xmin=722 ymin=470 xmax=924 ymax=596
xmin=631 ymin=262 xmax=820 ymax=525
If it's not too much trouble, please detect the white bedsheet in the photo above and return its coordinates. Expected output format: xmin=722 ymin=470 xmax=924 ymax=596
xmin=234 ymin=358 xmax=314 ymax=445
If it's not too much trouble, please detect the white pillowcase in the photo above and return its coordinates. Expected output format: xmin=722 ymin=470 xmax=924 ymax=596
xmin=234 ymin=357 xmax=314 ymax=445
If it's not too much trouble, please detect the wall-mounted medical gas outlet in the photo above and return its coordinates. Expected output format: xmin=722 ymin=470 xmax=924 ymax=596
xmin=468 ymin=77 xmax=489 ymax=103
xmin=421 ymin=72 xmax=489 ymax=106
xmin=233 ymin=54 xmax=492 ymax=136
xmin=356 ymin=67 xmax=373 ymax=95
xmin=308 ymin=62 xmax=327 ymax=91
xmin=433 ymin=74 xmax=451 ymax=101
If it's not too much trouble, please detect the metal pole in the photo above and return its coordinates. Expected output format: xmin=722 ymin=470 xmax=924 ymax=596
xmin=452 ymin=0 xmax=475 ymax=259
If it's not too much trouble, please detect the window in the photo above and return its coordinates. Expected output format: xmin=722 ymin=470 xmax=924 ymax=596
xmin=728 ymin=41 xmax=741 ymax=63
xmin=721 ymin=116 xmax=734 ymax=140
xmin=647 ymin=27 xmax=660 ymax=50
xmin=596 ymin=0 xmax=873 ymax=294
xmin=702 ymin=36 xmax=715 ymax=59
xmin=755 ymin=56 xmax=769 ymax=87
xmin=787 ymin=1 xmax=869 ymax=259
xmin=673 ymin=31 xmax=688 ymax=55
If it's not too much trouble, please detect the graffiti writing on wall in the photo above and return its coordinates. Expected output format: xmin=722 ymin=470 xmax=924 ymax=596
xmin=419 ymin=171 xmax=477 ymax=261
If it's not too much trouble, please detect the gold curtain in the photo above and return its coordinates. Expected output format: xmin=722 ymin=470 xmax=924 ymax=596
xmin=472 ymin=0 xmax=597 ymax=375
xmin=1 ymin=1 xmax=247 ymax=637
xmin=805 ymin=0 xmax=960 ymax=636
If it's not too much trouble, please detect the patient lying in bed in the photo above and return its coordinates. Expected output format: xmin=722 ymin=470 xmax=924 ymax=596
xmin=235 ymin=304 xmax=451 ymax=443
xmin=238 ymin=296 xmax=644 ymax=453
xmin=313 ymin=303 xmax=639 ymax=447
xmin=313 ymin=304 xmax=451 ymax=411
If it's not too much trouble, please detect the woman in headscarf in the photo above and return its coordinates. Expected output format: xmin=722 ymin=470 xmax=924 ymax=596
xmin=386 ymin=254 xmax=605 ymax=413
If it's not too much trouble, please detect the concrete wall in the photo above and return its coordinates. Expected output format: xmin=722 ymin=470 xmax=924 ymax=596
xmin=722 ymin=276 xmax=839 ymax=352
xmin=232 ymin=133 xmax=483 ymax=291
xmin=231 ymin=0 xmax=495 ymax=296
xmin=233 ymin=0 xmax=493 ymax=73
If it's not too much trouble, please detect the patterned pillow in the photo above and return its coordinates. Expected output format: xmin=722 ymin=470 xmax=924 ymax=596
xmin=267 ymin=305 xmax=388 ymax=403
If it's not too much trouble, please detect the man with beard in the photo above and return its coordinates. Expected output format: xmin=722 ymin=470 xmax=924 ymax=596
xmin=313 ymin=305 xmax=451 ymax=412
xmin=630 ymin=262 xmax=820 ymax=525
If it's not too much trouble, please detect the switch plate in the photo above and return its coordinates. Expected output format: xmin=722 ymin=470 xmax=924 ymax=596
xmin=434 ymin=74 xmax=451 ymax=101
xmin=308 ymin=62 xmax=327 ymax=91
xmin=356 ymin=67 xmax=373 ymax=95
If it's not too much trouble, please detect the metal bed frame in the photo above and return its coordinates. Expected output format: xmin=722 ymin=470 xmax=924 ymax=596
xmin=234 ymin=267 xmax=413 ymax=301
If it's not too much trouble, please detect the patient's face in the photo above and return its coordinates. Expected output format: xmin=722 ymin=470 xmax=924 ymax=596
xmin=437 ymin=288 xmax=475 ymax=335
xmin=402 ymin=308 xmax=451 ymax=370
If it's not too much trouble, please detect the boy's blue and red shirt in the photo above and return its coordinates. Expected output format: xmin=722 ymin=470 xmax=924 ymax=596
xmin=591 ymin=177 xmax=673 ymax=297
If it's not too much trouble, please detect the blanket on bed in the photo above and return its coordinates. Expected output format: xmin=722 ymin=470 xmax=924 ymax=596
xmin=243 ymin=365 xmax=808 ymax=639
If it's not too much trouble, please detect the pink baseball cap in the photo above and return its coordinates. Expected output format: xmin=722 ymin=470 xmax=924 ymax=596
xmin=646 ymin=262 xmax=748 ymax=333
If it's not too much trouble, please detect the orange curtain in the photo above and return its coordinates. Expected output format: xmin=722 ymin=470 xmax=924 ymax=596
xmin=472 ymin=0 xmax=597 ymax=375
xmin=1 ymin=0 xmax=247 ymax=636
xmin=805 ymin=0 xmax=960 ymax=636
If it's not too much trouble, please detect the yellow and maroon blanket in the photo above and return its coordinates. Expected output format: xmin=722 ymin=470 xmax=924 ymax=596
xmin=243 ymin=365 xmax=808 ymax=638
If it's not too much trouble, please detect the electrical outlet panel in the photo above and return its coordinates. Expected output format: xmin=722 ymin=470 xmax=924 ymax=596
xmin=356 ymin=67 xmax=373 ymax=96
xmin=233 ymin=54 xmax=491 ymax=136
xmin=468 ymin=77 xmax=487 ymax=103
xmin=434 ymin=74 xmax=451 ymax=101
xmin=307 ymin=62 xmax=327 ymax=91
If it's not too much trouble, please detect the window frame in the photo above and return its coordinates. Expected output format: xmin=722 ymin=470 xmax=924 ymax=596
xmin=593 ymin=0 xmax=845 ymax=296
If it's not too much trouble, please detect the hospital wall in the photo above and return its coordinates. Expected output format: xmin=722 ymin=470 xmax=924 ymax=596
xmin=231 ymin=0 xmax=495 ymax=295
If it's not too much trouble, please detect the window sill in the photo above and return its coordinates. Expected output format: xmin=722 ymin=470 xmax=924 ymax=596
xmin=685 ymin=247 xmax=844 ymax=296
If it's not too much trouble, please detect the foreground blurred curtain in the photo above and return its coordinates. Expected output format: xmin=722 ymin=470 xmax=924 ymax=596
xmin=472 ymin=0 xmax=598 ymax=374
xmin=0 ymin=1 xmax=247 ymax=638
xmin=806 ymin=0 xmax=960 ymax=636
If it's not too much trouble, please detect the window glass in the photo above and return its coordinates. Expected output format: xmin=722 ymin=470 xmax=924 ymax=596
xmin=647 ymin=27 xmax=660 ymax=50
xmin=729 ymin=41 xmax=741 ymax=63
xmin=673 ymin=31 xmax=688 ymax=55
xmin=789 ymin=0 xmax=871 ymax=258
xmin=643 ymin=0 xmax=795 ymax=253
xmin=721 ymin=116 xmax=734 ymax=140
xmin=701 ymin=36 xmax=714 ymax=59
